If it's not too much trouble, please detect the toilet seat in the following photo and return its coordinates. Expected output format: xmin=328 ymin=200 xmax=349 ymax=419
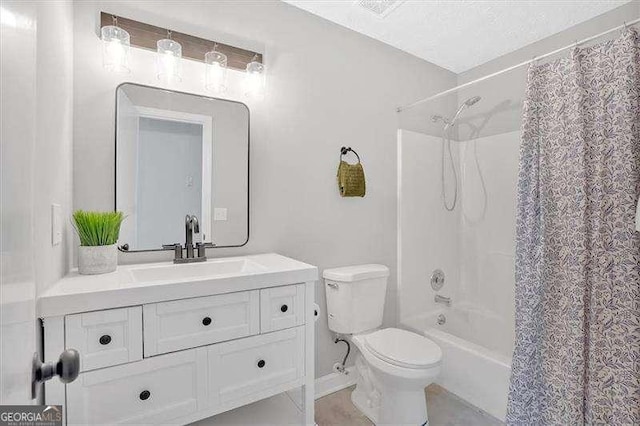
xmin=363 ymin=328 xmax=442 ymax=369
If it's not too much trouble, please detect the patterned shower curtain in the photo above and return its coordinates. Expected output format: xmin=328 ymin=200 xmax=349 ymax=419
xmin=507 ymin=29 xmax=640 ymax=425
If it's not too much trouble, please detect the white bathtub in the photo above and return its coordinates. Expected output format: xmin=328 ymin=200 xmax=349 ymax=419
xmin=402 ymin=310 xmax=511 ymax=422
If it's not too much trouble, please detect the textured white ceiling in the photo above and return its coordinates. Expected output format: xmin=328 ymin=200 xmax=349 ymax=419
xmin=281 ymin=0 xmax=632 ymax=73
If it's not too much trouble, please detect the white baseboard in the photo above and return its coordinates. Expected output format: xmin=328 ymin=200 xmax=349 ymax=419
xmin=286 ymin=366 xmax=357 ymax=410
xmin=315 ymin=366 xmax=357 ymax=399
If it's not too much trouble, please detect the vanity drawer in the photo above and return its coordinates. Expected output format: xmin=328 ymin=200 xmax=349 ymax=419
xmin=66 ymin=348 xmax=207 ymax=425
xmin=65 ymin=306 xmax=142 ymax=372
xmin=208 ymin=326 xmax=305 ymax=406
xmin=143 ymin=290 xmax=260 ymax=356
xmin=260 ymin=284 xmax=305 ymax=332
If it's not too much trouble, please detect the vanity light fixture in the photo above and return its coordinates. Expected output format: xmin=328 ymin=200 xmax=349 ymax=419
xmin=100 ymin=13 xmax=265 ymax=93
xmin=156 ymin=30 xmax=182 ymax=82
xmin=205 ymin=45 xmax=228 ymax=94
xmin=244 ymin=55 xmax=265 ymax=97
xmin=101 ymin=15 xmax=130 ymax=73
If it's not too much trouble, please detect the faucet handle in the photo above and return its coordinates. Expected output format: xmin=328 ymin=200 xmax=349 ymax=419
xmin=196 ymin=242 xmax=215 ymax=258
xmin=162 ymin=243 xmax=183 ymax=260
xmin=162 ymin=242 xmax=181 ymax=248
xmin=197 ymin=242 xmax=215 ymax=247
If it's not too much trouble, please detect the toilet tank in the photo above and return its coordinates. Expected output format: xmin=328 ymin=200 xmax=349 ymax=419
xmin=323 ymin=264 xmax=390 ymax=334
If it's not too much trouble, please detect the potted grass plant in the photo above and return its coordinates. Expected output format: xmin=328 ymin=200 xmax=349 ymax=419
xmin=73 ymin=210 xmax=124 ymax=275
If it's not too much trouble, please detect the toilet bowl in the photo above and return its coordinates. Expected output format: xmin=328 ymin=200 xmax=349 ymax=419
xmin=350 ymin=328 xmax=441 ymax=425
xmin=323 ymin=265 xmax=442 ymax=425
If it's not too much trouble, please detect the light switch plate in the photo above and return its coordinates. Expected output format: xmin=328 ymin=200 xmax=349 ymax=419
xmin=51 ymin=204 xmax=62 ymax=246
xmin=214 ymin=208 xmax=228 ymax=221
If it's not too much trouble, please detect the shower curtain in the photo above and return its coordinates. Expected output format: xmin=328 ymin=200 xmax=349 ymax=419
xmin=507 ymin=29 xmax=640 ymax=425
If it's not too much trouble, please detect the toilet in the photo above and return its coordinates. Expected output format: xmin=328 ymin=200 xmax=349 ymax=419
xmin=324 ymin=264 xmax=442 ymax=426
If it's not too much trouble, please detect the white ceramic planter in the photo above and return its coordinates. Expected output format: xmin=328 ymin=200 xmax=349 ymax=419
xmin=78 ymin=244 xmax=117 ymax=275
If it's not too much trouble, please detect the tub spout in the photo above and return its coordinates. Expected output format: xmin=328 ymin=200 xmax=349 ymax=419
xmin=434 ymin=294 xmax=452 ymax=307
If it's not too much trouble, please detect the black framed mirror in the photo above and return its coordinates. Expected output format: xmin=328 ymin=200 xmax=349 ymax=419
xmin=115 ymin=83 xmax=249 ymax=252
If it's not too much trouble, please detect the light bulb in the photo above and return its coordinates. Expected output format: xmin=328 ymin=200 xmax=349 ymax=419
xmin=101 ymin=25 xmax=130 ymax=73
xmin=205 ymin=50 xmax=227 ymax=93
xmin=244 ymin=60 xmax=265 ymax=97
xmin=156 ymin=38 xmax=182 ymax=82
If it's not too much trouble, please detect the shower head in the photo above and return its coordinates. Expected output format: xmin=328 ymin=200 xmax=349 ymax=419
xmin=445 ymin=95 xmax=482 ymax=129
xmin=430 ymin=96 xmax=482 ymax=129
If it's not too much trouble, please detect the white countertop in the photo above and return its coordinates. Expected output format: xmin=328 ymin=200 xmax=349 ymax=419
xmin=38 ymin=253 xmax=318 ymax=318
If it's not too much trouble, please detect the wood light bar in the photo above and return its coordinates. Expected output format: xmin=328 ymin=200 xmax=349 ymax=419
xmin=100 ymin=12 xmax=263 ymax=71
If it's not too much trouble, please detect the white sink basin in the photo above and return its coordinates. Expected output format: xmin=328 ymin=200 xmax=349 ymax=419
xmin=38 ymin=254 xmax=318 ymax=318
xmin=129 ymin=258 xmax=267 ymax=283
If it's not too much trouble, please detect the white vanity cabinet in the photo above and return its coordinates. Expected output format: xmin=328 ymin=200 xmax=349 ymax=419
xmin=208 ymin=327 xmax=305 ymax=407
xmin=260 ymin=284 xmax=306 ymax=332
xmin=143 ymin=290 xmax=261 ymax=356
xmin=66 ymin=348 xmax=207 ymax=425
xmin=39 ymin=254 xmax=317 ymax=425
xmin=65 ymin=306 xmax=143 ymax=372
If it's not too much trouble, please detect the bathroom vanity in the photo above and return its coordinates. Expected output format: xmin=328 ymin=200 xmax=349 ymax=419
xmin=36 ymin=82 xmax=313 ymax=424
xmin=38 ymin=253 xmax=317 ymax=425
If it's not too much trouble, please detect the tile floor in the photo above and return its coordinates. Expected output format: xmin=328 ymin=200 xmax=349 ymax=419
xmin=193 ymin=384 xmax=503 ymax=425
xmin=315 ymin=385 xmax=503 ymax=426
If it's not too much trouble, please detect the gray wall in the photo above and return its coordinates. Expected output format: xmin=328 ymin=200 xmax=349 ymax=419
xmin=34 ymin=0 xmax=74 ymax=296
xmin=452 ymin=1 xmax=640 ymax=141
xmin=72 ymin=0 xmax=456 ymax=378
xmin=460 ymin=1 xmax=640 ymax=84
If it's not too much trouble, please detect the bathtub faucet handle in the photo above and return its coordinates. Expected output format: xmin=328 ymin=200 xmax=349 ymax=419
xmin=434 ymin=294 xmax=452 ymax=307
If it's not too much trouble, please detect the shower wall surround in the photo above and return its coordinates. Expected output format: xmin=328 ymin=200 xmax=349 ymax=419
xmin=72 ymin=0 xmax=457 ymax=379
xmin=398 ymin=128 xmax=519 ymax=349
xmin=398 ymin=129 xmax=520 ymax=421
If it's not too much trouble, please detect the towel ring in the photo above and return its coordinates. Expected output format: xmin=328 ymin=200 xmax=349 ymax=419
xmin=340 ymin=146 xmax=361 ymax=163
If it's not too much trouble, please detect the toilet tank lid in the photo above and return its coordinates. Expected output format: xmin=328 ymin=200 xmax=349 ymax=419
xmin=323 ymin=264 xmax=389 ymax=282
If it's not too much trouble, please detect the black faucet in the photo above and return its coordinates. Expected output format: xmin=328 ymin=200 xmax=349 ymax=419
xmin=184 ymin=214 xmax=199 ymax=259
xmin=163 ymin=215 xmax=214 ymax=264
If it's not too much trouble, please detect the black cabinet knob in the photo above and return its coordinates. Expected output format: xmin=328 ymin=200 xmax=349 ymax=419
xmin=99 ymin=335 xmax=112 ymax=345
xmin=257 ymin=359 xmax=266 ymax=368
xmin=139 ymin=390 xmax=151 ymax=401
xmin=202 ymin=317 xmax=212 ymax=326
xmin=280 ymin=304 xmax=288 ymax=313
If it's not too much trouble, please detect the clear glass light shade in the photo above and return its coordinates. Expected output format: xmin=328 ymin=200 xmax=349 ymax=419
xmin=244 ymin=60 xmax=265 ymax=97
xmin=156 ymin=38 xmax=182 ymax=82
xmin=205 ymin=50 xmax=228 ymax=93
xmin=101 ymin=25 xmax=130 ymax=73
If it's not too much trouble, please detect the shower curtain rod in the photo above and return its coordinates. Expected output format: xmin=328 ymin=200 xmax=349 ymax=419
xmin=396 ymin=18 xmax=640 ymax=113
